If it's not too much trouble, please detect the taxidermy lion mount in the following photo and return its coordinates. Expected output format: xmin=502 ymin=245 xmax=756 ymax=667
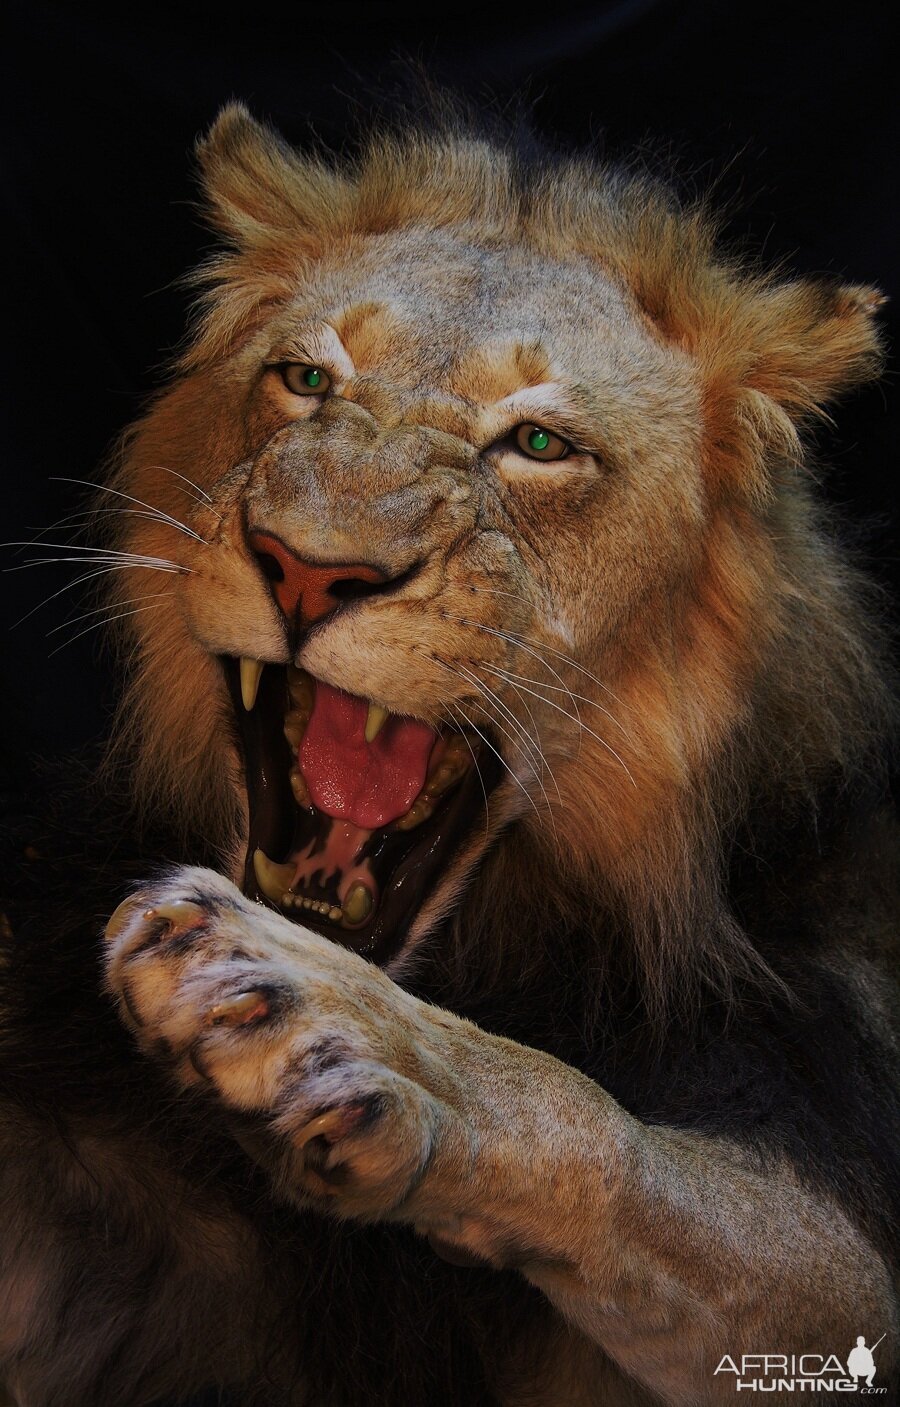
xmin=1 ymin=104 xmax=897 ymax=1406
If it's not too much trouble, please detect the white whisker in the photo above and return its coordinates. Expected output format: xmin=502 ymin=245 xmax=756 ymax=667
xmin=441 ymin=613 xmax=585 ymax=734
xmin=485 ymin=663 xmax=631 ymax=741
xmin=466 ymin=591 xmax=631 ymax=710
xmin=7 ymin=556 xmax=187 ymax=574
xmin=3 ymin=539 xmax=186 ymax=563
xmin=453 ymin=659 xmax=543 ymax=768
xmin=50 ymin=477 xmax=209 ymax=545
xmin=449 ymin=699 xmax=545 ymax=827
xmin=446 ymin=703 xmax=491 ymax=839
xmin=47 ymin=601 xmax=167 ymax=657
xmin=468 ymin=585 xmax=535 ymax=609
xmin=45 ymin=593 xmax=171 ymax=637
xmin=488 ymin=662 xmax=636 ymax=786
xmin=451 ymin=658 xmax=562 ymax=814
xmin=9 ymin=564 xmax=170 ymax=629
xmin=425 ymin=651 xmax=549 ymax=828
xmin=153 ymin=465 xmax=215 ymax=507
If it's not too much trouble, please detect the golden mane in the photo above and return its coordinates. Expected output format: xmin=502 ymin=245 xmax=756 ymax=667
xmin=102 ymin=105 xmax=896 ymax=1018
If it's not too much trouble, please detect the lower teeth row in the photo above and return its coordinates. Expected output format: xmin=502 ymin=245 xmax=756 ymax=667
xmin=254 ymin=850 xmax=374 ymax=928
xmin=282 ymin=893 xmax=343 ymax=922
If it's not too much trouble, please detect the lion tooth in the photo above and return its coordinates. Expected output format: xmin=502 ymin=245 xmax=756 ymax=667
xmin=283 ymin=714 xmax=306 ymax=749
xmin=342 ymin=881 xmax=373 ymax=926
xmin=253 ymin=848 xmax=295 ymax=903
xmin=287 ymin=666 xmax=314 ymax=709
xmin=364 ymin=703 xmax=390 ymax=744
xmin=289 ymin=767 xmax=310 ymax=805
xmin=240 ymin=658 xmax=264 ymax=712
xmin=395 ymin=797 xmax=434 ymax=831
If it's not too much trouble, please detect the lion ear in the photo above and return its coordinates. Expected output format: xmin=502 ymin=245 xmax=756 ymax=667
xmin=741 ymin=278 xmax=886 ymax=420
xmin=195 ymin=103 xmax=332 ymax=249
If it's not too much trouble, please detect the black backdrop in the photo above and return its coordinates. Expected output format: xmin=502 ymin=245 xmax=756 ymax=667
xmin=3 ymin=0 xmax=898 ymax=779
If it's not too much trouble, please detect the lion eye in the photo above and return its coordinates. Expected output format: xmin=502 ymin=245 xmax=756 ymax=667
xmin=280 ymin=364 xmax=331 ymax=396
xmin=513 ymin=423 xmax=570 ymax=461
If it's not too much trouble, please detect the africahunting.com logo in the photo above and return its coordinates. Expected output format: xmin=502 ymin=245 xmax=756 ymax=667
xmin=715 ymin=1334 xmax=887 ymax=1393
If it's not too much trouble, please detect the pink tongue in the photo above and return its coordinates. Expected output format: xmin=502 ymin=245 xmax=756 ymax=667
xmin=298 ymin=681 xmax=436 ymax=829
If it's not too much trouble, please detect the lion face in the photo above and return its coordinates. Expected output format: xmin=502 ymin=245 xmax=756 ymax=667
xmin=111 ymin=107 xmax=883 ymax=972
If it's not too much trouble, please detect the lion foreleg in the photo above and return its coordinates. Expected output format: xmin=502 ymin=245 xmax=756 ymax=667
xmin=104 ymin=868 xmax=898 ymax=1407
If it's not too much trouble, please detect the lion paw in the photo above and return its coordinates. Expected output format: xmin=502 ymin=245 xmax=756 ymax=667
xmin=103 ymin=868 xmax=448 ymax=1216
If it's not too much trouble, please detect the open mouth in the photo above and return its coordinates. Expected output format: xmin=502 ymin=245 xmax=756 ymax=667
xmin=224 ymin=658 xmax=501 ymax=965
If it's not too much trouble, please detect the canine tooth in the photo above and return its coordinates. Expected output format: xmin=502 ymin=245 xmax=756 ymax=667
xmin=240 ymin=658 xmax=265 ymax=712
xmin=364 ymin=703 xmax=390 ymax=744
xmin=253 ymin=848 xmax=296 ymax=903
xmin=328 ymin=906 xmax=343 ymax=922
xmin=342 ymin=881 xmax=373 ymax=926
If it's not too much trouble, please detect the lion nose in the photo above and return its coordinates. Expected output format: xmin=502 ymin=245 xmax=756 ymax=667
xmin=248 ymin=530 xmax=390 ymax=628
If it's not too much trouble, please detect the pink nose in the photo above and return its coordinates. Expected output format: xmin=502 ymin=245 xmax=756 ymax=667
xmin=248 ymin=530 xmax=388 ymax=628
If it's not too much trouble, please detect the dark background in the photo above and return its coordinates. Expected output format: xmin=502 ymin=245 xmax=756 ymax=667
xmin=3 ymin=0 xmax=898 ymax=780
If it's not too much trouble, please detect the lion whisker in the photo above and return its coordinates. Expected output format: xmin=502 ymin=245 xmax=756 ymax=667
xmin=441 ymin=613 xmax=585 ymax=734
xmin=446 ymin=698 xmax=546 ymax=829
xmin=445 ymin=703 xmax=490 ymax=840
xmin=452 ymin=658 xmax=543 ymax=768
xmin=7 ymin=556 xmax=188 ymax=574
xmin=27 ymin=506 xmax=213 ymax=541
xmin=426 ymin=652 xmax=552 ymax=831
xmin=152 ymin=465 xmax=219 ymax=513
xmin=47 ymin=601 xmax=168 ymax=656
xmin=50 ymin=477 xmax=210 ymax=545
xmin=485 ymin=663 xmax=632 ymax=742
xmin=8 ymin=564 xmax=176 ymax=630
xmin=487 ymin=663 xmax=636 ymax=788
xmin=452 ymin=659 xmax=563 ymax=813
xmin=477 ymin=657 xmax=549 ymax=779
xmin=4 ymin=540 xmax=189 ymax=571
xmin=45 ymin=592 xmax=173 ymax=637
xmin=465 ymin=595 xmax=631 ymax=711
xmin=467 ymin=584 xmax=536 ymax=610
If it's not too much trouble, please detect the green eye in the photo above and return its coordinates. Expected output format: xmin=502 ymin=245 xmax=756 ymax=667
xmin=281 ymin=364 xmax=331 ymax=396
xmin=514 ymin=423 xmax=570 ymax=461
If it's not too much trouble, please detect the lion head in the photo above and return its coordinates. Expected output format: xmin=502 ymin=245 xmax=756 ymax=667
xmin=105 ymin=104 xmax=892 ymax=1009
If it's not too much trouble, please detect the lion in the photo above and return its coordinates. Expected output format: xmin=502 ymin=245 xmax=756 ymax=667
xmin=1 ymin=103 xmax=898 ymax=1407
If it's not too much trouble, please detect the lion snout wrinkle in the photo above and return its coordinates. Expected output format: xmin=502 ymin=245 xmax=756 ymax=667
xmin=242 ymin=414 xmax=481 ymax=588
